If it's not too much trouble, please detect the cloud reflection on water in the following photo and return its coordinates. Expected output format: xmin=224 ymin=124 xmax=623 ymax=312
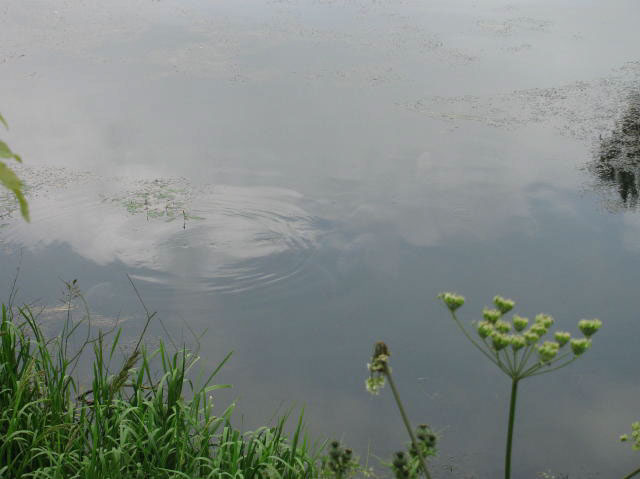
xmin=2 ymin=173 xmax=321 ymax=294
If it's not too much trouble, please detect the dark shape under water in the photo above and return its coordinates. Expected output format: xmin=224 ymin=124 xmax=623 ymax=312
xmin=590 ymin=92 xmax=640 ymax=209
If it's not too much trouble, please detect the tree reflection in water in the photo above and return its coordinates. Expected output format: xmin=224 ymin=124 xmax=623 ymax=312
xmin=590 ymin=92 xmax=640 ymax=209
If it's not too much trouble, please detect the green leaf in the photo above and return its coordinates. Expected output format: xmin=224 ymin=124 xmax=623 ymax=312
xmin=0 ymin=113 xmax=7 ymax=129
xmin=0 ymin=140 xmax=21 ymax=163
xmin=0 ymin=161 xmax=30 ymax=221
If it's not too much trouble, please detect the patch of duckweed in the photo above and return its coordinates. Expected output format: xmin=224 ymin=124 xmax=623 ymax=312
xmin=103 ymin=178 xmax=205 ymax=223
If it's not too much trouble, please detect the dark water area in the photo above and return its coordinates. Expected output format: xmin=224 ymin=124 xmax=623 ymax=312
xmin=1 ymin=1 xmax=640 ymax=477
xmin=590 ymin=93 xmax=640 ymax=209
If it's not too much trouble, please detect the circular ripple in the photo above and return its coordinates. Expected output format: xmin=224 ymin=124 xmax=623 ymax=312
xmin=1 ymin=171 xmax=323 ymax=294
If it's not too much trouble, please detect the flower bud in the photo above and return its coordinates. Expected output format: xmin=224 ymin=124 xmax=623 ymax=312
xmin=491 ymin=332 xmax=510 ymax=351
xmin=476 ymin=321 xmax=493 ymax=339
xmin=439 ymin=292 xmax=465 ymax=312
xmin=495 ymin=320 xmax=511 ymax=333
xmin=373 ymin=341 xmax=390 ymax=358
xmin=369 ymin=342 xmax=390 ymax=372
xmin=631 ymin=422 xmax=640 ymax=450
xmin=367 ymin=342 xmax=391 ymax=395
xmin=537 ymin=341 xmax=559 ymax=362
xmin=578 ymin=319 xmax=602 ymax=338
xmin=483 ymin=308 xmax=501 ymax=324
xmin=554 ymin=331 xmax=570 ymax=346
xmin=524 ymin=331 xmax=539 ymax=345
xmin=326 ymin=440 xmax=354 ymax=475
xmin=392 ymin=451 xmax=410 ymax=479
xmin=512 ymin=315 xmax=528 ymax=332
xmin=510 ymin=335 xmax=526 ymax=351
xmin=570 ymin=338 xmax=591 ymax=356
xmin=493 ymin=295 xmax=515 ymax=314
xmin=530 ymin=323 xmax=548 ymax=337
xmin=535 ymin=314 xmax=554 ymax=328
xmin=416 ymin=424 xmax=437 ymax=449
xmin=365 ymin=376 xmax=386 ymax=395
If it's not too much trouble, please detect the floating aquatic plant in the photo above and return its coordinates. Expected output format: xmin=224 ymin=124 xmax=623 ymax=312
xmin=439 ymin=293 xmax=601 ymax=479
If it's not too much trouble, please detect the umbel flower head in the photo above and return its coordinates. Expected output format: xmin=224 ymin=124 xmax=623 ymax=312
xmin=570 ymin=338 xmax=591 ymax=356
xmin=529 ymin=323 xmax=548 ymax=338
xmin=578 ymin=319 xmax=602 ymax=338
xmin=510 ymin=335 xmax=526 ymax=351
xmin=524 ymin=330 xmax=539 ymax=345
xmin=366 ymin=342 xmax=390 ymax=395
xmin=442 ymin=293 xmax=602 ymax=479
xmin=537 ymin=341 xmax=560 ymax=363
xmin=443 ymin=293 xmax=602 ymax=380
xmin=493 ymin=296 xmax=515 ymax=314
xmin=483 ymin=308 xmax=502 ymax=324
xmin=535 ymin=314 xmax=554 ymax=329
xmin=439 ymin=292 xmax=465 ymax=312
xmin=495 ymin=320 xmax=511 ymax=334
xmin=620 ymin=422 xmax=640 ymax=451
xmin=512 ymin=315 xmax=529 ymax=332
xmin=476 ymin=321 xmax=493 ymax=339
xmin=491 ymin=332 xmax=510 ymax=351
xmin=554 ymin=331 xmax=571 ymax=346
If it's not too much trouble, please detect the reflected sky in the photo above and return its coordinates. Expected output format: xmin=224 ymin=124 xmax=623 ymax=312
xmin=2 ymin=0 xmax=640 ymax=477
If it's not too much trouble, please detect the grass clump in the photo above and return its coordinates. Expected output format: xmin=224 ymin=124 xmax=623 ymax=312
xmin=0 ymin=295 xmax=322 ymax=479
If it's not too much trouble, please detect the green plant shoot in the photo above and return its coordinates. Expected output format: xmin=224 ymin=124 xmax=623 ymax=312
xmin=366 ymin=341 xmax=436 ymax=479
xmin=439 ymin=293 xmax=602 ymax=479
xmin=620 ymin=422 xmax=640 ymax=479
xmin=0 ymin=111 xmax=29 ymax=221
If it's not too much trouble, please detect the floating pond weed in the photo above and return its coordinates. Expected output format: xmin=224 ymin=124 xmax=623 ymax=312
xmin=438 ymin=293 xmax=602 ymax=479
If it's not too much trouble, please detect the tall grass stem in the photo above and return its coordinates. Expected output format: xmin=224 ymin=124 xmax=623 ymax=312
xmin=384 ymin=365 xmax=432 ymax=479
xmin=623 ymin=467 xmax=640 ymax=479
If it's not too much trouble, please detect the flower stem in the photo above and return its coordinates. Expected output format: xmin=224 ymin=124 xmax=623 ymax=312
xmin=623 ymin=466 xmax=640 ymax=479
xmin=505 ymin=378 xmax=519 ymax=479
xmin=525 ymin=357 xmax=576 ymax=378
xmin=450 ymin=312 xmax=501 ymax=367
xmin=384 ymin=365 xmax=432 ymax=479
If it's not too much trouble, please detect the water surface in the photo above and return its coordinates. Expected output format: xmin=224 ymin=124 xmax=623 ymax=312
xmin=2 ymin=1 xmax=640 ymax=477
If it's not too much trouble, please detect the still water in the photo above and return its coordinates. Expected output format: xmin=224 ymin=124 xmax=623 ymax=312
xmin=1 ymin=0 xmax=640 ymax=476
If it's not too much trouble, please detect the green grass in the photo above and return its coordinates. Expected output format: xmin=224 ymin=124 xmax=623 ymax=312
xmin=0 ymin=300 xmax=324 ymax=478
